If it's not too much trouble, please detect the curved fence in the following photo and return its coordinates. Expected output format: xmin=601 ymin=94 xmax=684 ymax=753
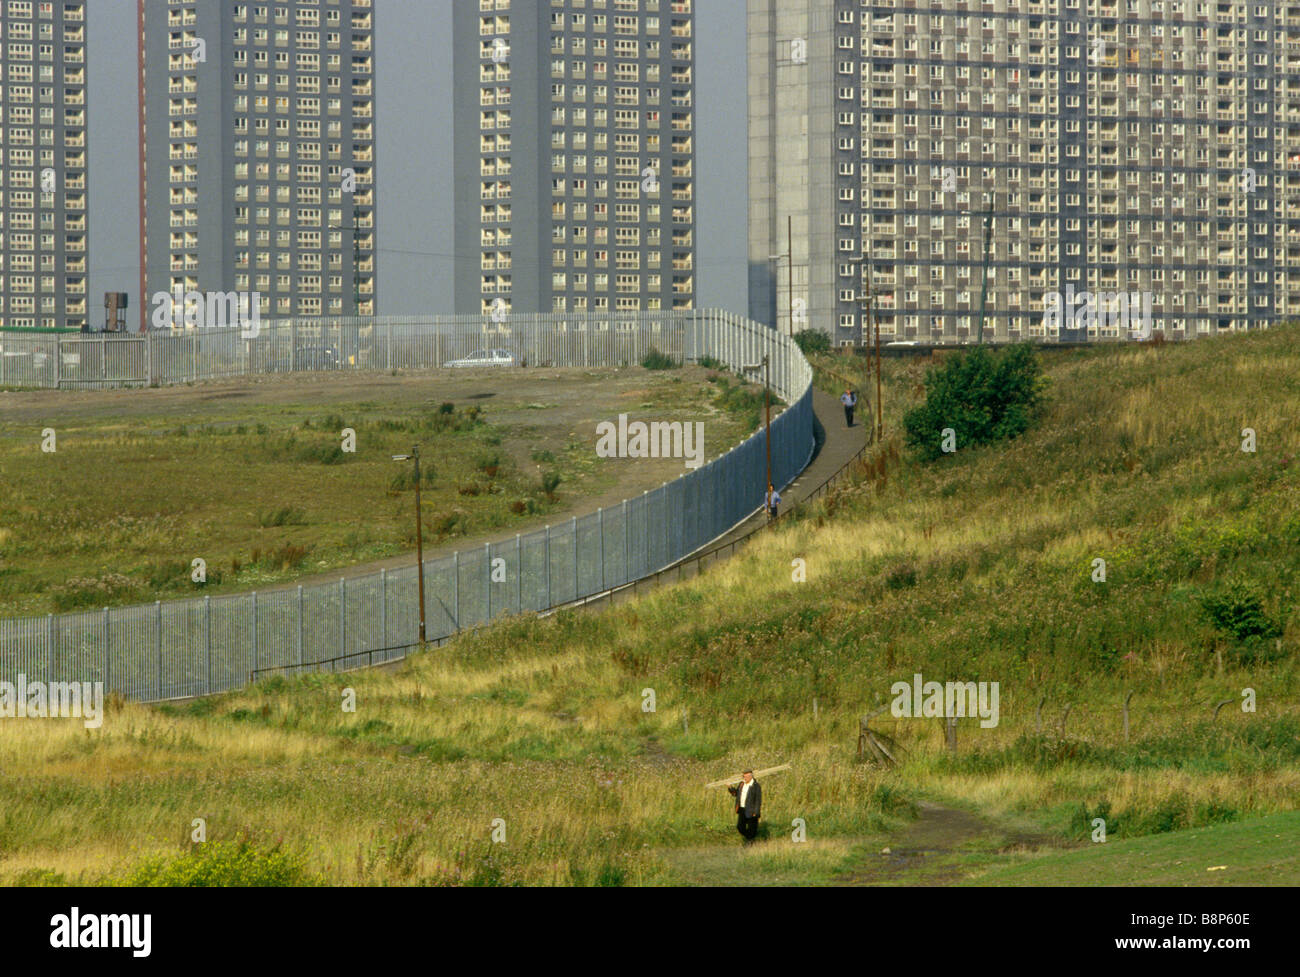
xmin=0 ymin=311 xmax=814 ymax=702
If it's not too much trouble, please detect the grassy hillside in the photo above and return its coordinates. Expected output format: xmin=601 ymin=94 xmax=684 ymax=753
xmin=3 ymin=329 xmax=1298 ymax=885
xmin=968 ymin=809 xmax=1300 ymax=886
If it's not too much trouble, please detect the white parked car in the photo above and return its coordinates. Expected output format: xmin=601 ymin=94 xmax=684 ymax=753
xmin=446 ymin=348 xmax=517 ymax=368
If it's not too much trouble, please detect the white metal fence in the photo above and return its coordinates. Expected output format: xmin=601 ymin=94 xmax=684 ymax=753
xmin=0 ymin=310 xmax=814 ymax=701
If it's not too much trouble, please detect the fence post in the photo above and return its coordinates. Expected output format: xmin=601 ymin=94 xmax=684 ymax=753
xmin=251 ymin=591 xmax=259 ymax=681
xmin=599 ymin=507 xmax=605 ymax=592
xmin=623 ymin=499 xmax=629 ymax=586
xmin=453 ymin=551 xmax=460 ymax=629
xmin=485 ymin=541 xmax=492 ymax=621
xmin=380 ymin=568 xmax=387 ymax=652
xmin=204 ymin=594 xmax=212 ymax=694
xmin=572 ymin=516 xmax=579 ymax=600
xmin=545 ymin=527 xmax=551 ymax=608
xmin=385 ymin=318 xmax=392 ymax=371
xmin=339 ymin=578 xmax=346 ymax=667
xmin=46 ymin=612 xmax=55 ymax=684
xmin=155 ymin=601 xmax=163 ymax=700
xmin=296 ymin=585 xmax=304 ymax=670
xmin=1122 ymin=689 xmax=1134 ymax=742
xmin=102 ymin=606 xmax=110 ymax=695
xmin=515 ymin=534 xmax=522 ymax=613
xmin=192 ymin=330 xmax=199 ymax=383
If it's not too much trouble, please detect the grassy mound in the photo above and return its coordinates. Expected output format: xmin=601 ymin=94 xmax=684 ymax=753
xmin=3 ymin=328 xmax=1298 ymax=885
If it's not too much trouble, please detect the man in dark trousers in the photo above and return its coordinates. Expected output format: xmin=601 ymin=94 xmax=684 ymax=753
xmin=765 ymin=485 xmax=780 ymax=521
xmin=727 ymin=768 xmax=762 ymax=843
xmin=841 ymin=388 xmax=858 ymax=427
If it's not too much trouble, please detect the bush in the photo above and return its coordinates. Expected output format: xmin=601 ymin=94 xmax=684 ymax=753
xmin=1199 ymin=578 xmax=1284 ymax=643
xmin=640 ymin=347 xmax=678 ymax=370
xmin=903 ymin=344 xmax=1046 ymax=461
xmin=258 ymin=506 xmax=307 ymax=528
xmin=118 ymin=841 xmax=320 ymax=887
xmin=792 ymin=329 xmax=832 ymax=355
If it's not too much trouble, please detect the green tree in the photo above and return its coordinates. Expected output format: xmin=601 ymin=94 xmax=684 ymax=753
xmin=903 ymin=344 xmax=1047 ymax=461
xmin=792 ymin=329 xmax=832 ymax=355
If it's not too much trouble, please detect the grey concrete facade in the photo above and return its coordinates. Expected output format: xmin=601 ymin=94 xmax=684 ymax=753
xmin=748 ymin=0 xmax=836 ymax=340
xmin=139 ymin=0 xmax=376 ymax=328
xmin=0 ymin=0 xmax=88 ymax=331
xmin=750 ymin=0 xmax=1300 ymax=345
xmin=453 ymin=0 xmax=696 ymax=317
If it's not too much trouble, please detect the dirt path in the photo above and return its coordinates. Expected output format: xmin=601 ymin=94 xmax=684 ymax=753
xmin=835 ymin=801 xmax=1068 ymax=886
xmin=653 ymin=799 xmax=1068 ymax=887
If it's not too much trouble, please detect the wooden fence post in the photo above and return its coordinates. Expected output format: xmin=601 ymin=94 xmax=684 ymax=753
xmin=1122 ymin=690 xmax=1134 ymax=743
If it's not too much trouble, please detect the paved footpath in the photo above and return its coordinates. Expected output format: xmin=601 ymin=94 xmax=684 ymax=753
xmin=594 ymin=386 xmax=869 ymax=608
xmin=690 ymin=386 xmax=869 ymax=554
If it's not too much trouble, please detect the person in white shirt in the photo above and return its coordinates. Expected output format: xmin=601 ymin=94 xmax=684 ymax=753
xmin=841 ymin=388 xmax=858 ymax=427
xmin=727 ymin=769 xmax=762 ymax=843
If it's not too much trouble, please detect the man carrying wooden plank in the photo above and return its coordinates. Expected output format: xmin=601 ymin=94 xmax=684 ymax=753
xmin=727 ymin=768 xmax=762 ymax=844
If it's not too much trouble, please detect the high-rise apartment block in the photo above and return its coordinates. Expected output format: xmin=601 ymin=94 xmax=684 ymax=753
xmin=751 ymin=0 xmax=1296 ymax=345
xmin=138 ymin=0 xmax=376 ymax=327
xmin=0 ymin=0 xmax=88 ymax=330
xmin=454 ymin=0 xmax=696 ymax=317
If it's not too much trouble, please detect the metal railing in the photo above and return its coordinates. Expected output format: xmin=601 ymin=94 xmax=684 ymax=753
xmin=0 ymin=310 xmax=814 ymax=701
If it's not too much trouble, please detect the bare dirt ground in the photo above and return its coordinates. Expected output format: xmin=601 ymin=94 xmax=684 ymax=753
xmin=835 ymin=801 xmax=1071 ymax=886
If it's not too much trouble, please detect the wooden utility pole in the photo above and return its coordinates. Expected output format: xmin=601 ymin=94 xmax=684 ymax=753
xmin=763 ymin=353 xmax=772 ymax=504
xmin=413 ymin=445 xmax=426 ymax=643
xmin=873 ymin=288 xmax=883 ymax=443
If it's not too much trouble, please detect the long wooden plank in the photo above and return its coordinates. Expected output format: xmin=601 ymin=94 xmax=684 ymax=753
xmin=705 ymin=763 xmax=792 ymax=789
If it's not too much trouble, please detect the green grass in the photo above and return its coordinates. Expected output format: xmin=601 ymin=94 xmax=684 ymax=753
xmin=0 ymin=368 xmax=753 ymax=615
xmin=967 ymin=809 xmax=1300 ymax=886
xmin=2 ymin=328 xmax=1299 ymax=885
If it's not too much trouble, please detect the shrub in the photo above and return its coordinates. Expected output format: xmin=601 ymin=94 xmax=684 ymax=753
xmin=640 ymin=347 xmax=678 ymax=370
xmin=118 ymin=841 xmax=320 ymax=887
xmin=697 ymin=355 xmax=727 ymax=371
xmin=541 ymin=471 xmax=562 ymax=499
xmin=903 ymin=344 xmax=1047 ymax=461
xmin=258 ymin=506 xmax=307 ymax=528
xmin=792 ymin=329 xmax=832 ymax=355
xmin=884 ymin=562 xmax=918 ymax=590
xmin=1199 ymin=578 xmax=1284 ymax=643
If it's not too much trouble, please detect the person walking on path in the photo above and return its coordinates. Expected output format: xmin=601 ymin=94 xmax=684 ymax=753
xmin=765 ymin=484 xmax=781 ymax=521
xmin=727 ymin=769 xmax=762 ymax=844
xmin=841 ymin=388 xmax=858 ymax=427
